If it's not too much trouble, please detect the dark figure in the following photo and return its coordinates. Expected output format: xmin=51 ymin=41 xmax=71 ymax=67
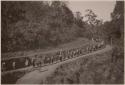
xmin=78 ymin=48 xmax=82 ymax=55
xmin=75 ymin=49 xmax=79 ymax=57
xmin=6 ymin=60 xmax=11 ymax=71
xmin=95 ymin=44 xmax=98 ymax=50
xmin=32 ymin=58 xmax=36 ymax=67
xmin=67 ymin=50 xmax=70 ymax=59
xmin=74 ymin=49 xmax=77 ymax=57
xmin=56 ymin=55 xmax=59 ymax=62
xmin=34 ymin=55 xmax=39 ymax=67
xmin=55 ymin=55 xmax=58 ymax=63
xmin=15 ymin=57 xmax=25 ymax=69
xmin=51 ymin=56 xmax=54 ymax=63
xmin=71 ymin=49 xmax=74 ymax=58
xmin=92 ymin=45 xmax=96 ymax=51
xmin=36 ymin=60 xmax=41 ymax=67
xmin=2 ymin=61 xmax=6 ymax=72
xmin=111 ymin=48 xmax=121 ymax=62
xmin=112 ymin=47 xmax=120 ymax=62
xmin=44 ymin=56 xmax=51 ymax=65
xmin=59 ymin=55 xmax=63 ymax=61
xmin=62 ymin=50 xmax=67 ymax=60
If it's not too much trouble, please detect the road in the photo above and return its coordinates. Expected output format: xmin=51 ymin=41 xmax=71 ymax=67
xmin=16 ymin=45 xmax=112 ymax=84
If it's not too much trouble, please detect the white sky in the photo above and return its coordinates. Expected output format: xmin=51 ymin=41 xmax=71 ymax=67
xmin=68 ymin=1 xmax=116 ymax=21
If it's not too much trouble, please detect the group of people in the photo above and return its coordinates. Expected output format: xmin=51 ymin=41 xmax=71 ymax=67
xmin=2 ymin=40 xmax=105 ymax=72
xmin=2 ymin=57 xmax=31 ymax=72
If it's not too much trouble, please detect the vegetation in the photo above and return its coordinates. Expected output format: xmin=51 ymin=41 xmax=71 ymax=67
xmin=41 ymin=1 xmax=124 ymax=84
xmin=103 ymin=1 xmax=124 ymax=62
xmin=2 ymin=70 xmax=26 ymax=84
xmin=2 ymin=66 xmax=37 ymax=84
xmin=43 ymin=50 xmax=123 ymax=84
xmin=1 ymin=1 xmax=124 ymax=84
xmin=2 ymin=1 xmax=123 ymax=54
xmin=2 ymin=1 xmax=84 ymax=53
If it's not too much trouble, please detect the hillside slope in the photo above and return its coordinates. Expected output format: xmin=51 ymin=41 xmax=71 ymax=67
xmin=44 ymin=48 xmax=123 ymax=84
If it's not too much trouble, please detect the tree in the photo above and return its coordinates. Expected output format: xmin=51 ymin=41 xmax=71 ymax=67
xmin=111 ymin=1 xmax=124 ymax=39
xmin=84 ymin=9 xmax=104 ymax=39
xmin=84 ymin=9 xmax=97 ymax=26
xmin=103 ymin=1 xmax=124 ymax=58
xmin=74 ymin=11 xmax=84 ymax=28
xmin=104 ymin=1 xmax=124 ymax=43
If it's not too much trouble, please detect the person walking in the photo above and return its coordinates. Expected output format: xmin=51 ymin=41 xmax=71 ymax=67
xmin=32 ymin=58 xmax=36 ymax=67
xmin=12 ymin=61 xmax=16 ymax=70
xmin=2 ymin=61 xmax=6 ymax=71
xmin=25 ymin=58 xmax=29 ymax=67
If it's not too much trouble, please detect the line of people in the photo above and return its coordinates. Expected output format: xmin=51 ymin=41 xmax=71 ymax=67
xmin=2 ymin=57 xmax=31 ymax=72
xmin=2 ymin=41 xmax=105 ymax=72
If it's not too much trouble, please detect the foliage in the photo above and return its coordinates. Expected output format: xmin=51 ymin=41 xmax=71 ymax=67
xmin=2 ymin=70 xmax=26 ymax=84
xmin=1 ymin=1 xmax=85 ymax=53
xmin=83 ymin=9 xmax=104 ymax=39
xmin=103 ymin=1 xmax=124 ymax=43
xmin=103 ymin=1 xmax=124 ymax=59
xmin=43 ymin=51 xmax=123 ymax=84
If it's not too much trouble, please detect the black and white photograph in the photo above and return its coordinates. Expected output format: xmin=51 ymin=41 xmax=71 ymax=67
xmin=1 ymin=0 xmax=124 ymax=84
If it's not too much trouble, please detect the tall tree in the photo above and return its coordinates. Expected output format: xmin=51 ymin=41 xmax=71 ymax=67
xmin=111 ymin=1 xmax=124 ymax=39
xmin=84 ymin=9 xmax=103 ymax=39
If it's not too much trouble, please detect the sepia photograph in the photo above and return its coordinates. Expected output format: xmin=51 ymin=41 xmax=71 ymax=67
xmin=1 ymin=0 xmax=124 ymax=84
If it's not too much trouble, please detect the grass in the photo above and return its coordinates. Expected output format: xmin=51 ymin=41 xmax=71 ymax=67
xmin=1 ymin=66 xmax=37 ymax=84
xmin=1 ymin=70 xmax=26 ymax=84
xmin=43 ymin=50 xmax=124 ymax=84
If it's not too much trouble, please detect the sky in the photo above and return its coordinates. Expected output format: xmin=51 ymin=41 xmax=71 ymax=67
xmin=68 ymin=1 xmax=116 ymax=21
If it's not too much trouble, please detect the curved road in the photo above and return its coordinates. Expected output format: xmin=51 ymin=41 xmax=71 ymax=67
xmin=16 ymin=45 xmax=112 ymax=84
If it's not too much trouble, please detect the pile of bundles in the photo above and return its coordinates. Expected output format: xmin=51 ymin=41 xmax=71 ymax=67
xmin=2 ymin=41 xmax=105 ymax=72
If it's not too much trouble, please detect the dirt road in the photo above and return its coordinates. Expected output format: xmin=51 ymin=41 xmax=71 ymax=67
xmin=16 ymin=45 xmax=112 ymax=84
